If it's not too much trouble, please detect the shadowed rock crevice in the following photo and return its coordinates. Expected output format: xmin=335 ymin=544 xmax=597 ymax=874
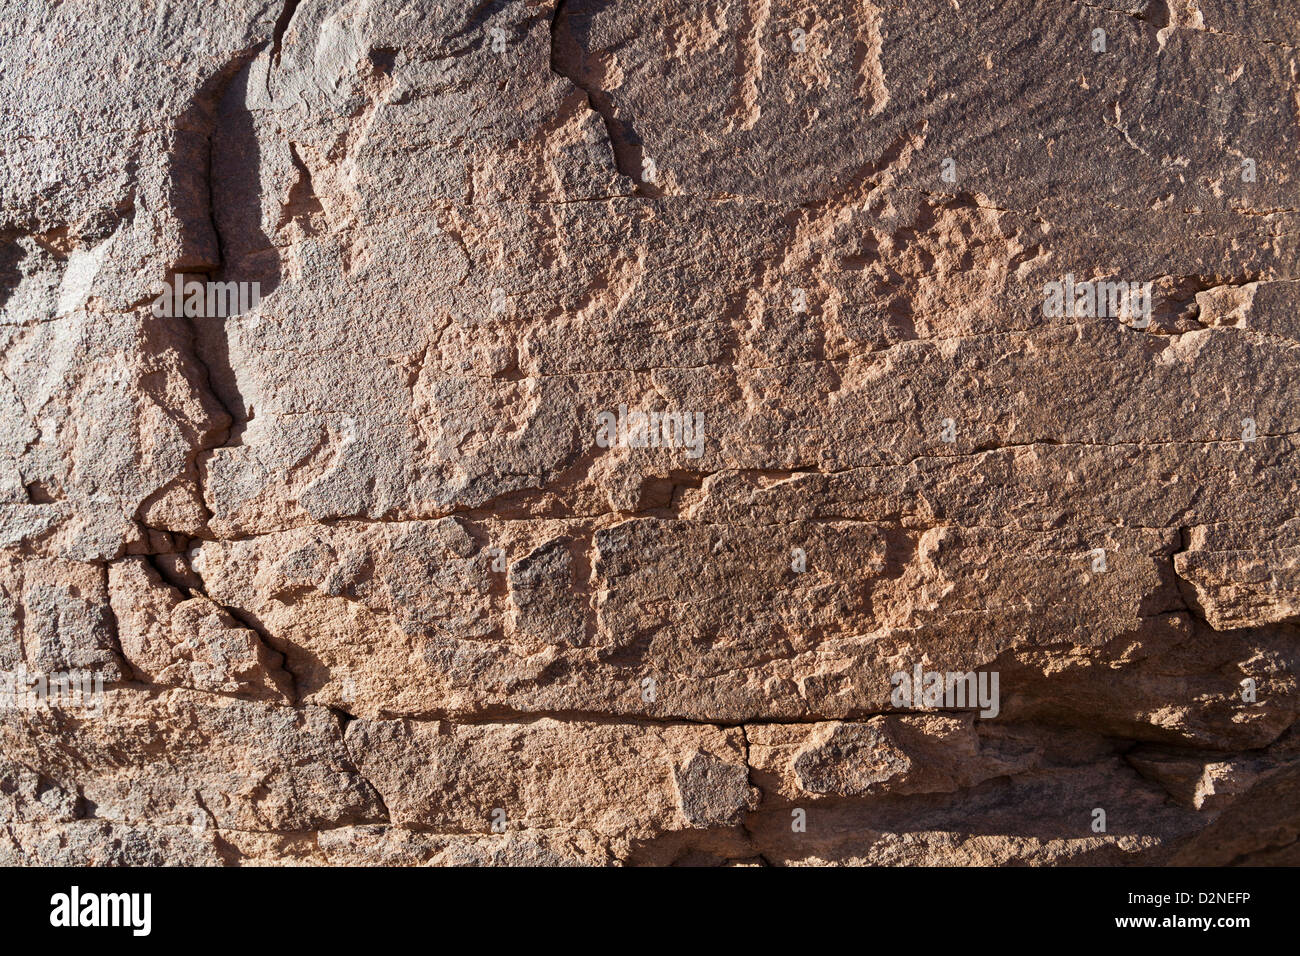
xmin=550 ymin=0 xmax=658 ymax=195
xmin=3 ymin=0 xmax=1299 ymax=866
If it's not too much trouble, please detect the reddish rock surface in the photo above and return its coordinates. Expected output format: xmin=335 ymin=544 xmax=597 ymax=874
xmin=2 ymin=0 xmax=1298 ymax=865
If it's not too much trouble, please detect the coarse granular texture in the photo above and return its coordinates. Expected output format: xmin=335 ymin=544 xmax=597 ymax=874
xmin=1 ymin=0 xmax=1298 ymax=866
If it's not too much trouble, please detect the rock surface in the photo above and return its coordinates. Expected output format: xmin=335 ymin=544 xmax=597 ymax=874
xmin=1 ymin=0 xmax=1298 ymax=865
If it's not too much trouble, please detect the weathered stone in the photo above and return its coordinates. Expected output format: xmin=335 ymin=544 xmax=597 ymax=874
xmin=2 ymin=0 xmax=1298 ymax=865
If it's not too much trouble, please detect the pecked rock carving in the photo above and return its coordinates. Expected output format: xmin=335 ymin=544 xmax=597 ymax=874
xmin=1 ymin=0 xmax=1298 ymax=865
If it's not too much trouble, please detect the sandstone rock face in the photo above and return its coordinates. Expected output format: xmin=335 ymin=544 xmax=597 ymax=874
xmin=2 ymin=0 xmax=1298 ymax=866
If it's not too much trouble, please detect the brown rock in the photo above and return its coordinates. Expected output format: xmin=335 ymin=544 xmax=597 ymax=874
xmin=2 ymin=0 xmax=1298 ymax=865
